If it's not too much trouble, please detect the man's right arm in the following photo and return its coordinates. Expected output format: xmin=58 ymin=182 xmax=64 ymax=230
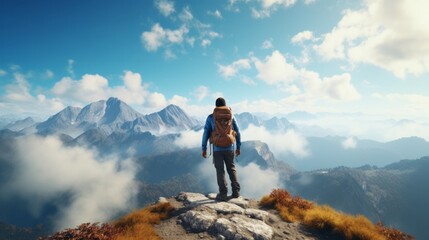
xmin=201 ymin=115 xmax=212 ymax=152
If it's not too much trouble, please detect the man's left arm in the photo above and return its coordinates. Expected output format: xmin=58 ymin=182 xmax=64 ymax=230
xmin=232 ymin=117 xmax=241 ymax=155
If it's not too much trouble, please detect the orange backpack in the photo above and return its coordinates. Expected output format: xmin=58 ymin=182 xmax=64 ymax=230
xmin=210 ymin=106 xmax=237 ymax=147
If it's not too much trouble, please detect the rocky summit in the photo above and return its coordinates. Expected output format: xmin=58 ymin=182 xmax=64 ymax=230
xmin=154 ymin=192 xmax=326 ymax=240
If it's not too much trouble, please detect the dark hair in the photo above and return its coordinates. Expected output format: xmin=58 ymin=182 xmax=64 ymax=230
xmin=215 ymin=97 xmax=226 ymax=107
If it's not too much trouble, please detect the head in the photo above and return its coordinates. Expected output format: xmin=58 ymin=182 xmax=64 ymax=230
xmin=215 ymin=97 xmax=226 ymax=107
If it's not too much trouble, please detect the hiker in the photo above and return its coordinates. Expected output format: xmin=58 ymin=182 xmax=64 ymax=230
xmin=202 ymin=97 xmax=241 ymax=201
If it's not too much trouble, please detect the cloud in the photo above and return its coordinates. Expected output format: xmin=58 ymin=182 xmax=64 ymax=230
xmin=291 ymin=30 xmax=315 ymax=44
xmin=44 ymin=69 xmax=54 ymax=79
xmin=67 ymin=59 xmax=75 ymax=77
xmin=193 ymin=85 xmax=209 ymax=101
xmin=0 ymin=69 xmax=7 ymax=76
xmin=51 ymin=71 xmax=167 ymax=107
xmin=155 ymin=0 xmax=175 ymax=17
xmin=251 ymin=0 xmax=297 ymax=18
xmin=222 ymin=50 xmax=360 ymax=102
xmin=254 ymin=50 xmax=299 ymax=85
xmin=141 ymin=23 xmax=189 ymax=51
xmin=179 ymin=6 xmax=194 ymax=22
xmin=197 ymin=157 xmax=283 ymax=199
xmin=208 ymin=10 xmax=223 ymax=19
xmin=314 ymin=0 xmax=429 ymax=78
xmin=218 ymin=58 xmax=252 ymax=79
xmin=0 ymin=135 xmax=137 ymax=230
xmin=342 ymin=136 xmax=357 ymax=149
xmin=4 ymin=73 xmax=33 ymax=102
xmin=241 ymin=125 xmax=310 ymax=158
xmin=301 ymin=72 xmax=361 ymax=101
xmin=261 ymin=39 xmax=273 ymax=49
xmin=238 ymin=163 xmax=283 ymax=198
xmin=201 ymin=39 xmax=211 ymax=47
xmin=174 ymin=129 xmax=204 ymax=149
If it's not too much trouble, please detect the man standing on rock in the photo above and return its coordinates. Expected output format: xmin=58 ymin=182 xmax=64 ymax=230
xmin=202 ymin=97 xmax=241 ymax=201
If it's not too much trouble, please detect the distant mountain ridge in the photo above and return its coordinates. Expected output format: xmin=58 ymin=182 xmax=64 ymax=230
xmin=19 ymin=97 xmax=201 ymax=137
xmin=235 ymin=112 xmax=294 ymax=132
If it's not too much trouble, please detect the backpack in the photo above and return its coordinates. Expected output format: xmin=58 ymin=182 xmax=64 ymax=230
xmin=210 ymin=106 xmax=237 ymax=147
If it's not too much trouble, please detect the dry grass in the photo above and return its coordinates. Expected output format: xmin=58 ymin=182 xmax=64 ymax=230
xmin=259 ymin=189 xmax=414 ymax=240
xmin=113 ymin=202 xmax=174 ymax=240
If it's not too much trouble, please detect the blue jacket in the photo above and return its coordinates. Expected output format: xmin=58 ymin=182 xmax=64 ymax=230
xmin=202 ymin=113 xmax=241 ymax=152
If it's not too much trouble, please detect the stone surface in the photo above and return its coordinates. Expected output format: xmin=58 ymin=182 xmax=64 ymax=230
xmin=244 ymin=208 xmax=270 ymax=222
xmin=228 ymin=197 xmax=249 ymax=208
xmin=205 ymin=202 xmax=245 ymax=215
xmin=155 ymin=192 xmax=328 ymax=240
xmin=207 ymin=193 xmax=218 ymax=199
xmin=231 ymin=215 xmax=274 ymax=240
xmin=177 ymin=192 xmax=211 ymax=204
xmin=158 ymin=197 xmax=169 ymax=204
xmin=180 ymin=210 xmax=217 ymax=232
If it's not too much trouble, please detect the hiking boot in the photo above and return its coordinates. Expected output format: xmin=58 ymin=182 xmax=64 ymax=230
xmin=232 ymin=192 xmax=240 ymax=198
xmin=216 ymin=193 xmax=228 ymax=201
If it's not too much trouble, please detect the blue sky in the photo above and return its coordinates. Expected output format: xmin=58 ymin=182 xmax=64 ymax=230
xmin=1 ymin=0 xmax=429 ymax=140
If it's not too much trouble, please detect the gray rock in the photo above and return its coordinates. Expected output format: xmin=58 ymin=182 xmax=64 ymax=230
xmin=158 ymin=197 xmax=168 ymax=204
xmin=214 ymin=217 xmax=253 ymax=240
xmin=207 ymin=193 xmax=218 ymax=199
xmin=231 ymin=215 xmax=274 ymax=240
xmin=177 ymin=192 xmax=211 ymax=204
xmin=244 ymin=208 xmax=270 ymax=222
xmin=228 ymin=197 xmax=249 ymax=208
xmin=205 ymin=202 xmax=245 ymax=215
xmin=180 ymin=210 xmax=217 ymax=232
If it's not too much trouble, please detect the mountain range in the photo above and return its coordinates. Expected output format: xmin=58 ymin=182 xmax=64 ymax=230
xmin=15 ymin=97 xmax=201 ymax=137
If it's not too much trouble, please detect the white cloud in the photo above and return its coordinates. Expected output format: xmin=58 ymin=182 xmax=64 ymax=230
xmin=342 ymin=136 xmax=357 ymax=149
xmin=155 ymin=0 xmax=175 ymax=17
xmin=314 ymin=0 xmax=429 ymax=78
xmin=304 ymin=0 xmax=316 ymax=4
xmin=1 ymin=135 xmax=137 ymax=230
xmin=174 ymin=129 xmax=204 ymax=149
xmin=238 ymin=163 xmax=282 ymax=198
xmin=141 ymin=23 xmax=189 ymax=52
xmin=44 ymin=69 xmax=54 ymax=79
xmin=67 ymin=59 xmax=75 ymax=77
xmin=51 ymin=71 xmax=169 ymax=107
xmin=147 ymin=92 xmax=168 ymax=108
xmin=0 ymin=69 xmax=7 ymax=76
xmin=179 ymin=6 xmax=194 ymax=22
xmin=224 ymin=50 xmax=360 ymax=102
xmin=254 ymin=50 xmax=298 ymax=85
xmin=208 ymin=10 xmax=223 ymax=19
xmin=242 ymin=125 xmax=310 ymax=158
xmin=252 ymin=0 xmax=297 ymax=18
xmin=261 ymin=39 xmax=273 ymax=49
xmin=169 ymin=94 xmax=190 ymax=107
xmin=218 ymin=58 xmax=251 ymax=79
xmin=291 ymin=30 xmax=315 ymax=44
xmin=193 ymin=85 xmax=209 ymax=101
xmin=4 ymin=73 xmax=33 ymax=102
xmin=2 ymin=73 xmax=65 ymax=117
xmin=201 ymin=39 xmax=211 ymax=47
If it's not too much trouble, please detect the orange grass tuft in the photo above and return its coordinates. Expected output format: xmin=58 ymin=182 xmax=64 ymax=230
xmin=259 ymin=189 xmax=414 ymax=240
xmin=113 ymin=202 xmax=174 ymax=240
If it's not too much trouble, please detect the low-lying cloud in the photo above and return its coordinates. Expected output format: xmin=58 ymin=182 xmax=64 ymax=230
xmin=241 ymin=125 xmax=310 ymax=158
xmin=0 ymin=135 xmax=137 ymax=230
xmin=174 ymin=129 xmax=203 ymax=149
xmin=197 ymin=157 xmax=283 ymax=199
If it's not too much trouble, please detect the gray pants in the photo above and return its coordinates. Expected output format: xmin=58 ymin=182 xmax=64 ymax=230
xmin=213 ymin=151 xmax=240 ymax=195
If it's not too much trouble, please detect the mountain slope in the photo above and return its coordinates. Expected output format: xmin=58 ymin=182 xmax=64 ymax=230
xmin=288 ymin=156 xmax=429 ymax=239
